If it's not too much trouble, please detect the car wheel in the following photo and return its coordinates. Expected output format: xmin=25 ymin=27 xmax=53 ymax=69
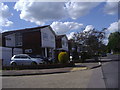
xmin=31 ymin=62 xmax=37 ymax=66
xmin=11 ymin=62 xmax=17 ymax=66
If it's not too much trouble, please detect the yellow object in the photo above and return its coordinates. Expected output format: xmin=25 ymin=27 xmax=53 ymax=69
xmin=58 ymin=52 xmax=69 ymax=63
xmin=71 ymin=67 xmax=87 ymax=71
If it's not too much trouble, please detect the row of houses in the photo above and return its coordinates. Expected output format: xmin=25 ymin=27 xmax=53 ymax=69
xmin=1 ymin=25 xmax=69 ymax=66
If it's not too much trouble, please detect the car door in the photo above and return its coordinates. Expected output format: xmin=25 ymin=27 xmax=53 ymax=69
xmin=20 ymin=55 xmax=32 ymax=65
xmin=13 ymin=55 xmax=22 ymax=65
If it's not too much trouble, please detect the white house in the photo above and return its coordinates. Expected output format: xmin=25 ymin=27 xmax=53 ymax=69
xmin=2 ymin=25 xmax=56 ymax=58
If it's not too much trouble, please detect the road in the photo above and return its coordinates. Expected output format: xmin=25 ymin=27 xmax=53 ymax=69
xmin=101 ymin=61 xmax=119 ymax=88
xmin=100 ymin=54 xmax=119 ymax=88
xmin=2 ymin=67 xmax=105 ymax=88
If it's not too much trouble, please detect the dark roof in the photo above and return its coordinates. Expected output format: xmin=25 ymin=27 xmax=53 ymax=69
xmin=2 ymin=25 xmax=51 ymax=36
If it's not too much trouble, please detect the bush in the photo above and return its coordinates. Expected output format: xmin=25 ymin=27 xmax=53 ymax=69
xmin=80 ymin=52 xmax=92 ymax=62
xmin=58 ymin=52 xmax=69 ymax=64
xmin=72 ymin=51 xmax=79 ymax=60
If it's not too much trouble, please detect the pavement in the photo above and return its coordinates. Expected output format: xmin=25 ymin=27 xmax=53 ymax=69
xmin=2 ymin=59 xmax=101 ymax=76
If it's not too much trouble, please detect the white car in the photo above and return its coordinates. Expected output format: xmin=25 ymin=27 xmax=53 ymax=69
xmin=10 ymin=54 xmax=44 ymax=66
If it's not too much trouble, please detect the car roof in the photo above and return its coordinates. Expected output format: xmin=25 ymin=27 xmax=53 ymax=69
xmin=14 ymin=54 xmax=29 ymax=56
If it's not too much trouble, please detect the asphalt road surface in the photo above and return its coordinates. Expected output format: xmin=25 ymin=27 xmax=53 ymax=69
xmin=101 ymin=61 xmax=119 ymax=88
xmin=2 ymin=54 xmax=119 ymax=88
xmin=101 ymin=54 xmax=119 ymax=88
xmin=2 ymin=67 xmax=106 ymax=88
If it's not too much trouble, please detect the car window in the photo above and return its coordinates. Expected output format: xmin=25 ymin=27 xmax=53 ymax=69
xmin=20 ymin=56 xmax=30 ymax=59
xmin=30 ymin=55 xmax=42 ymax=58
xmin=14 ymin=56 xmax=21 ymax=59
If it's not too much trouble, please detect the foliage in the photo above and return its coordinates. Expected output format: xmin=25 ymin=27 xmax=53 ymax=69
xmin=71 ymin=28 xmax=106 ymax=56
xmin=72 ymin=50 xmax=79 ymax=60
xmin=80 ymin=52 xmax=92 ymax=62
xmin=58 ymin=52 xmax=69 ymax=63
xmin=107 ymin=32 xmax=120 ymax=53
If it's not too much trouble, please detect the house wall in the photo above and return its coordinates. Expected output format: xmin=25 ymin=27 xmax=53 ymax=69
xmin=15 ymin=33 xmax=23 ymax=47
xmin=0 ymin=47 xmax=23 ymax=66
xmin=2 ymin=26 xmax=56 ymax=59
xmin=0 ymin=33 xmax=2 ymax=46
xmin=56 ymin=38 xmax=62 ymax=48
xmin=41 ymin=27 xmax=55 ymax=48
xmin=23 ymin=31 xmax=41 ymax=55
xmin=61 ymin=36 xmax=68 ymax=51
xmin=5 ymin=34 xmax=16 ymax=47
xmin=13 ymin=48 xmax=23 ymax=55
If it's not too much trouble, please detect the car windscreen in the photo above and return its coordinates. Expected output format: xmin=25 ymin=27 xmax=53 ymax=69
xmin=14 ymin=56 xmax=21 ymax=58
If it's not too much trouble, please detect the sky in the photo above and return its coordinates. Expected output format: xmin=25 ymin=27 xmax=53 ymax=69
xmin=0 ymin=0 xmax=119 ymax=44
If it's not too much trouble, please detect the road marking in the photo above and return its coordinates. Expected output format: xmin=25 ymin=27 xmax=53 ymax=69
xmin=71 ymin=67 xmax=87 ymax=71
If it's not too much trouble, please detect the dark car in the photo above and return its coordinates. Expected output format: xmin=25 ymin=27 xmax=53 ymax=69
xmin=101 ymin=53 xmax=107 ymax=57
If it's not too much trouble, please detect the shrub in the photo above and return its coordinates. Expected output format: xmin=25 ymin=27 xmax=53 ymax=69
xmin=58 ymin=52 xmax=69 ymax=64
xmin=80 ymin=52 xmax=92 ymax=62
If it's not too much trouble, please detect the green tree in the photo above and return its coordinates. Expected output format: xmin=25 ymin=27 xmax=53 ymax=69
xmin=72 ymin=28 xmax=106 ymax=56
xmin=107 ymin=32 xmax=120 ymax=53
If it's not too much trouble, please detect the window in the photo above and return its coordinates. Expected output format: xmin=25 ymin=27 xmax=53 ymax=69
xmin=6 ymin=37 xmax=11 ymax=40
xmin=14 ymin=56 xmax=21 ymax=59
xmin=20 ymin=56 xmax=29 ymax=59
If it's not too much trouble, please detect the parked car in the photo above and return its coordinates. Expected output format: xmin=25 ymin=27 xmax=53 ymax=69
xmin=10 ymin=54 xmax=44 ymax=66
xmin=29 ymin=55 xmax=49 ymax=64
xmin=48 ymin=57 xmax=55 ymax=64
xmin=30 ymin=55 xmax=55 ymax=64
xmin=101 ymin=53 xmax=107 ymax=57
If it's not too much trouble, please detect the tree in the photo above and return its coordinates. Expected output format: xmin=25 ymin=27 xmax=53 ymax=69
xmin=107 ymin=32 xmax=120 ymax=53
xmin=72 ymin=28 xmax=106 ymax=56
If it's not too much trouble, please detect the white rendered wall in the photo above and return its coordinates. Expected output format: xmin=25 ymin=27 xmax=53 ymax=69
xmin=61 ymin=36 xmax=68 ymax=51
xmin=5 ymin=34 xmax=16 ymax=47
xmin=0 ymin=47 xmax=23 ymax=66
xmin=41 ymin=27 xmax=55 ymax=48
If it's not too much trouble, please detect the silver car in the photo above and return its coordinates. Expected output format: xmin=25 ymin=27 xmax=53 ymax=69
xmin=10 ymin=54 xmax=44 ymax=66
